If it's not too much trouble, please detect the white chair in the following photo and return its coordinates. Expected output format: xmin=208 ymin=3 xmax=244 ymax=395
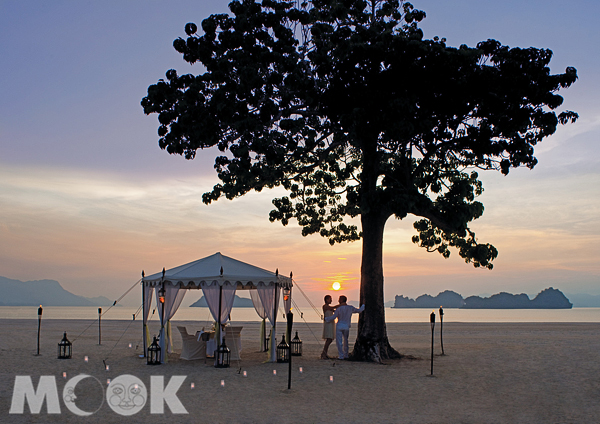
xmin=177 ymin=326 xmax=206 ymax=361
xmin=224 ymin=326 xmax=243 ymax=361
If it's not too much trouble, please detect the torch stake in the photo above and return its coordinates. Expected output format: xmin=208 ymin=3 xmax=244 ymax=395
xmin=439 ymin=306 xmax=445 ymax=356
xmin=36 ymin=306 xmax=43 ymax=355
xmin=287 ymin=312 xmax=293 ymax=389
xmin=430 ymin=311 xmax=435 ymax=376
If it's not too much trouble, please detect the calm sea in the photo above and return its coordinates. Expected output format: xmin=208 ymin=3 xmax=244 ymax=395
xmin=1 ymin=306 xmax=599 ymax=323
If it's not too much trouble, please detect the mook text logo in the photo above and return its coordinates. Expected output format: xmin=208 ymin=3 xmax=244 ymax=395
xmin=9 ymin=374 xmax=188 ymax=416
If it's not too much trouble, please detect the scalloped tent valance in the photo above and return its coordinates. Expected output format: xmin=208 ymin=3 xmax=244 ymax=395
xmin=142 ymin=252 xmax=293 ymax=289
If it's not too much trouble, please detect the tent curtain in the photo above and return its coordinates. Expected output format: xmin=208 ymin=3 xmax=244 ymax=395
xmin=250 ymin=290 xmax=268 ymax=319
xmin=250 ymin=290 xmax=268 ymax=351
xmin=143 ymin=283 xmax=153 ymax=350
xmin=156 ymin=284 xmax=187 ymax=362
xmin=201 ymin=281 xmax=237 ymax=325
xmin=257 ymin=282 xmax=280 ymax=326
xmin=257 ymin=282 xmax=280 ymax=362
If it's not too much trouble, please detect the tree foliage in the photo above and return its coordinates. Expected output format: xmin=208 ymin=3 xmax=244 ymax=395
xmin=142 ymin=0 xmax=577 ymax=272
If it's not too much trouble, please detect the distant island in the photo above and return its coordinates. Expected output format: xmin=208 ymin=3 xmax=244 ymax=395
xmin=0 ymin=276 xmax=115 ymax=307
xmin=393 ymin=288 xmax=573 ymax=309
xmin=394 ymin=290 xmax=466 ymax=308
xmin=190 ymin=295 xmax=254 ymax=308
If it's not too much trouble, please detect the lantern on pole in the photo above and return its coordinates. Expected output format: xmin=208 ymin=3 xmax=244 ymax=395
xmin=290 ymin=331 xmax=302 ymax=356
xmin=57 ymin=332 xmax=72 ymax=359
xmin=147 ymin=336 xmax=161 ymax=365
xmin=277 ymin=335 xmax=289 ymax=363
xmin=283 ymin=286 xmax=291 ymax=342
xmin=429 ymin=311 xmax=435 ymax=376
xmin=215 ymin=339 xmax=231 ymax=368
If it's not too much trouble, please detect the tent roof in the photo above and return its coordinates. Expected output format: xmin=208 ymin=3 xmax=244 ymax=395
xmin=142 ymin=252 xmax=292 ymax=288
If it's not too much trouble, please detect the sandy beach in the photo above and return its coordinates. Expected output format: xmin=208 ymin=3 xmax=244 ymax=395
xmin=1 ymin=318 xmax=599 ymax=423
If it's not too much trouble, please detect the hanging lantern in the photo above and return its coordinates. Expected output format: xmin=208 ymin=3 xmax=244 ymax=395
xmin=215 ymin=340 xmax=230 ymax=368
xmin=147 ymin=336 xmax=161 ymax=365
xmin=158 ymin=287 xmax=165 ymax=304
xmin=290 ymin=331 xmax=302 ymax=356
xmin=57 ymin=332 xmax=72 ymax=359
xmin=283 ymin=287 xmax=290 ymax=302
xmin=277 ymin=335 xmax=289 ymax=363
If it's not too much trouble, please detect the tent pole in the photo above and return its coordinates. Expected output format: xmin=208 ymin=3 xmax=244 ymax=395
xmin=160 ymin=268 xmax=166 ymax=363
xmin=271 ymin=275 xmax=278 ymax=362
xmin=141 ymin=275 xmax=146 ymax=357
xmin=217 ymin=284 xmax=223 ymax=344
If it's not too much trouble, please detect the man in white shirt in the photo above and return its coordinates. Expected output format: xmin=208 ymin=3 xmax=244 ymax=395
xmin=324 ymin=295 xmax=365 ymax=360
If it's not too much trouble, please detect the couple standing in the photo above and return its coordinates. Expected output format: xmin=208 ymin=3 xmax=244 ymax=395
xmin=321 ymin=294 xmax=365 ymax=360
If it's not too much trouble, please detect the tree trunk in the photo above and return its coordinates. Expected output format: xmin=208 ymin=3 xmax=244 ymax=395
xmin=350 ymin=211 xmax=401 ymax=362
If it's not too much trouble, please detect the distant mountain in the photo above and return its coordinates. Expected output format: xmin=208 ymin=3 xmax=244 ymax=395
xmin=393 ymin=290 xmax=465 ymax=308
xmin=393 ymin=288 xmax=572 ymax=309
xmin=0 ymin=276 xmax=115 ymax=306
xmin=190 ymin=295 xmax=254 ymax=308
xmin=463 ymin=288 xmax=572 ymax=309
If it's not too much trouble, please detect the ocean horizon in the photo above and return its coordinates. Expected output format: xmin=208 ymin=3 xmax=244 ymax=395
xmin=2 ymin=305 xmax=599 ymax=323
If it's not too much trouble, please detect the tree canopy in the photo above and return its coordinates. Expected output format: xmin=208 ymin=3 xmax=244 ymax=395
xmin=142 ymin=0 xmax=577 ymax=360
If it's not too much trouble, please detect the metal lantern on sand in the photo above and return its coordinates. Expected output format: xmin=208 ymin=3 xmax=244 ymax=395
xmin=57 ymin=332 xmax=72 ymax=359
xmin=290 ymin=331 xmax=302 ymax=356
xmin=277 ymin=335 xmax=289 ymax=363
xmin=215 ymin=340 xmax=230 ymax=368
xmin=147 ymin=336 xmax=161 ymax=365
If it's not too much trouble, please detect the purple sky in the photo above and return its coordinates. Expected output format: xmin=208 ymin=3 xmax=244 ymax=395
xmin=0 ymin=1 xmax=598 ymax=306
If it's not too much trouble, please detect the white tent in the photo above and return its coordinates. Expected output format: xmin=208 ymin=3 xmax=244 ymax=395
xmin=142 ymin=252 xmax=293 ymax=363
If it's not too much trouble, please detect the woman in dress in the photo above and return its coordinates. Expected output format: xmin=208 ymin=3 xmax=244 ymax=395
xmin=321 ymin=295 xmax=337 ymax=359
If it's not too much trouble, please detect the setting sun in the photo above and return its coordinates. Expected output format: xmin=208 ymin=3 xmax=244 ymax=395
xmin=332 ymin=282 xmax=341 ymax=291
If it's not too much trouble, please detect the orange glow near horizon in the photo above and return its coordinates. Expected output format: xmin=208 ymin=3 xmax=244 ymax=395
xmin=312 ymin=268 xmax=358 ymax=294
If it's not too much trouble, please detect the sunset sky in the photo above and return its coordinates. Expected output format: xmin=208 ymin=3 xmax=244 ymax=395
xmin=1 ymin=0 xmax=598 ymax=307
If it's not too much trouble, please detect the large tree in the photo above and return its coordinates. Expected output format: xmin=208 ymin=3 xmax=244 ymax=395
xmin=142 ymin=0 xmax=577 ymax=361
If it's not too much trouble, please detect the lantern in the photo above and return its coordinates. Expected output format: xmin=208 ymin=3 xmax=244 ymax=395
xmin=290 ymin=331 xmax=302 ymax=356
xmin=158 ymin=287 xmax=165 ymax=304
xmin=277 ymin=335 xmax=289 ymax=363
xmin=147 ymin=336 xmax=161 ymax=365
xmin=283 ymin=287 xmax=290 ymax=302
xmin=215 ymin=339 xmax=230 ymax=368
xmin=57 ymin=332 xmax=72 ymax=359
